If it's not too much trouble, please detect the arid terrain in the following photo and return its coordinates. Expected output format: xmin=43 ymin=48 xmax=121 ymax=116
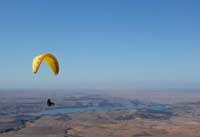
xmin=1 ymin=90 xmax=200 ymax=137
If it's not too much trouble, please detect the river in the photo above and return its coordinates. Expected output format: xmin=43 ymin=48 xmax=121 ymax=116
xmin=32 ymin=104 xmax=170 ymax=116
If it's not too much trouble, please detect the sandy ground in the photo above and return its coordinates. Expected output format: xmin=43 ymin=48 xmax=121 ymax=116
xmin=2 ymin=91 xmax=200 ymax=137
xmin=2 ymin=106 xmax=200 ymax=137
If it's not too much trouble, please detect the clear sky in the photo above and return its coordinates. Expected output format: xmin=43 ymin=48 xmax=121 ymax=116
xmin=0 ymin=0 xmax=200 ymax=90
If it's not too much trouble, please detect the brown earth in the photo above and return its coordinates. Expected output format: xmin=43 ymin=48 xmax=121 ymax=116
xmin=1 ymin=106 xmax=200 ymax=137
xmin=2 ymin=91 xmax=200 ymax=137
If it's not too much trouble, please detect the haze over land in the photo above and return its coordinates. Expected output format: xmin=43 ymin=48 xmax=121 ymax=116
xmin=1 ymin=90 xmax=200 ymax=137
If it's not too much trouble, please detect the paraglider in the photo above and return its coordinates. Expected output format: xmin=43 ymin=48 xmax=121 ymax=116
xmin=32 ymin=53 xmax=59 ymax=75
xmin=47 ymin=99 xmax=55 ymax=107
xmin=32 ymin=53 xmax=59 ymax=107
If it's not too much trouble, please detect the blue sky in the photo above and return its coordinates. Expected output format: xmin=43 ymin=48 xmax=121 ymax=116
xmin=0 ymin=0 xmax=200 ymax=90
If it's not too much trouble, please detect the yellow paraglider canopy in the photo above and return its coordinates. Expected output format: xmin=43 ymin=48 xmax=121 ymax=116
xmin=32 ymin=53 xmax=59 ymax=75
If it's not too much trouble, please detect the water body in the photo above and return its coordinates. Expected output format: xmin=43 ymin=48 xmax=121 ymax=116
xmin=33 ymin=104 xmax=170 ymax=116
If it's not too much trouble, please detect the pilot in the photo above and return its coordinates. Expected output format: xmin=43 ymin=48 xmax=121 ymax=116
xmin=47 ymin=99 xmax=55 ymax=107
